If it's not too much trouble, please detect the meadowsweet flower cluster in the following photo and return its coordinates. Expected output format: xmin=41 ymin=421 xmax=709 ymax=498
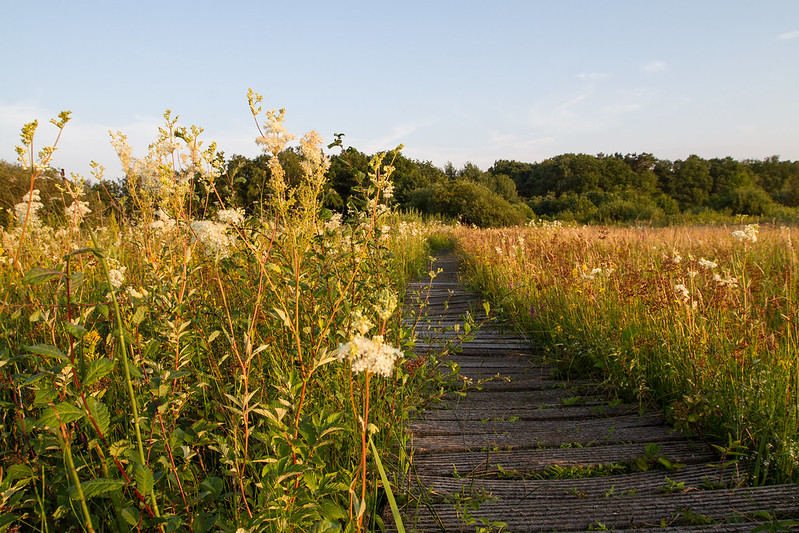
xmin=732 ymin=224 xmax=759 ymax=243
xmin=336 ymin=334 xmax=403 ymax=377
xmin=14 ymin=189 xmax=44 ymax=228
xmin=149 ymin=209 xmax=178 ymax=233
xmin=698 ymin=258 xmax=717 ymax=269
xmin=190 ymin=220 xmax=236 ymax=258
xmin=350 ymin=309 xmax=374 ymax=336
xmin=674 ymin=283 xmax=698 ymax=309
xmin=577 ymin=264 xmax=615 ymax=280
xmin=215 ymin=208 xmax=245 ymax=225
xmin=713 ymin=273 xmax=739 ymax=288
xmin=107 ymin=258 xmax=126 ymax=289
xmin=65 ymin=199 xmax=91 ymax=223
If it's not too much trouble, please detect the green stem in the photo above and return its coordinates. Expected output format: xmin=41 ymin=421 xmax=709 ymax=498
xmin=369 ymin=436 xmax=405 ymax=533
xmin=87 ymin=228 xmax=162 ymax=523
xmin=60 ymin=430 xmax=95 ymax=533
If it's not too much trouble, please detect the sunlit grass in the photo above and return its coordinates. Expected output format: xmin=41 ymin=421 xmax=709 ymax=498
xmin=454 ymin=222 xmax=799 ymax=484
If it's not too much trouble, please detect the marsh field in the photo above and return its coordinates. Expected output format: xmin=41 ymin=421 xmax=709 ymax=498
xmin=1 ymin=99 xmax=798 ymax=532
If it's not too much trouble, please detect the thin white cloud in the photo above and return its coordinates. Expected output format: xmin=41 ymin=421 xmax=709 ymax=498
xmin=578 ymin=72 xmax=610 ymax=81
xmin=556 ymin=93 xmax=590 ymax=110
xmin=352 ymin=118 xmax=439 ymax=154
xmin=602 ymin=103 xmax=643 ymax=115
xmin=642 ymin=60 xmax=667 ymax=73
xmin=776 ymin=30 xmax=799 ymax=41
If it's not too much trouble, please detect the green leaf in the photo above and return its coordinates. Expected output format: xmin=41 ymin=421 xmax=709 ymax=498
xmin=309 ymin=519 xmax=341 ymax=533
xmin=120 ymin=507 xmax=140 ymax=526
xmin=5 ymin=464 xmax=33 ymax=481
xmin=273 ymin=307 xmax=291 ymax=327
xmin=64 ymin=321 xmax=87 ymax=340
xmin=200 ymin=476 xmax=223 ymax=500
xmin=85 ymin=396 xmax=110 ymax=435
xmin=33 ymin=385 xmax=58 ymax=405
xmin=133 ymin=464 xmax=154 ymax=496
xmin=24 ymin=344 xmax=66 ymax=360
xmin=22 ymin=267 xmax=64 ymax=285
xmin=69 ymin=271 xmax=85 ymax=289
xmin=67 ymin=247 xmax=104 ymax=259
xmin=131 ymin=306 xmax=147 ymax=326
xmin=68 ymin=478 xmax=124 ymax=500
xmin=319 ymin=500 xmax=348 ymax=521
xmin=83 ymin=358 xmax=115 ymax=387
xmin=38 ymin=402 xmax=85 ymax=429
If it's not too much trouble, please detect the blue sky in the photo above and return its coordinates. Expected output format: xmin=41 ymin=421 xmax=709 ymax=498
xmin=1 ymin=1 xmax=798 ymax=180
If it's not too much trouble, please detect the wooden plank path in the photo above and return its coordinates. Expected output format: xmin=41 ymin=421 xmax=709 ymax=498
xmin=394 ymin=253 xmax=799 ymax=532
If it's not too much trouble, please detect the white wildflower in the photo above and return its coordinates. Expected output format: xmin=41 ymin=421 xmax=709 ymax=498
xmin=335 ymin=334 xmax=403 ymax=377
xmin=150 ymin=209 xmax=177 ymax=232
xmin=698 ymin=258 xmax=717 ymax=269
xmin=14 ymin=189 xmax=44 ymax=229
xmin=581 ymin=267 xmax=603 ymax=280
xmin=350 ymin=309 xmax=374 ymax=336
xmin=190 ymin=220 xmax=236 ymax=258
xmin=216 ymin=208 xmax=245 ymax=225
xmin=713 ymin=273 xmax=739 ymax=288
xmin=732 ymin=224 xmax=758 ymax=243
xmin=65 ymin=200 xmax=91 ymax=223
xmin=325 ymin=213 xmax=343 ymax=232
xmin=107 ymin=259 xmax=126 ymax=289
xmin=674 ymin=283 xmax=690 ymax=302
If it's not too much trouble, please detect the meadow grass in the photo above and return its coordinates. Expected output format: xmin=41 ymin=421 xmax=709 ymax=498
xmin=453 ymin=221 xmax=799 ymax=484
xmin=0 ymin=99 xmax=447 ymax=532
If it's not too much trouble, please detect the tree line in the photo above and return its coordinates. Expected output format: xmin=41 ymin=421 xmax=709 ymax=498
xmin=2 ymin=148 xmax=798 ymax=229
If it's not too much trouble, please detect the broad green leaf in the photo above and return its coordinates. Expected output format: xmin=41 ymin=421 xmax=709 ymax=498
xmin=133 ymin=463 xmax=154 ymax=496
xmin=200 ymin=476 xmax=223 ymax=499
xmin=68 ymin=478 xmax=124 ymax=500
xmin=64 ymin=321 xmax=87 ymax=340
xmin=131 ymin=306 xmax=147 ymax=326
xmin=33 ymin=386 xmax=58 ymax=406
xmin=309 ymin=519 xmax=341 ymax=533
xmin=83 ymin=358 xmax=115 ymax=388
xmin=85 ymin=396 xmax=110 ymax=435
xmin=69 ymin=271 xmax=85 ymax=289
xmin=318 ymin=499 xmax=347 ymax=521
xmin=67 ymin=247 xmax=104 ymax=258
xmin=5 ymin=464 xmax=33 ymax=481
xmin=24 ymin=344 xmax=66 ymax=360
xmin=120 ymin=507 xmax=140 ymax=526
xmin=22 ymin=267 xmax=63 ymax=285
xmin=38 ymin=402 xmax=85 ymax=429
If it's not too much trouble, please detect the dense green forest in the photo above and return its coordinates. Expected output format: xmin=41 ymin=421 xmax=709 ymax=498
xmin=3 ymin=148 xmax=799 ymax=228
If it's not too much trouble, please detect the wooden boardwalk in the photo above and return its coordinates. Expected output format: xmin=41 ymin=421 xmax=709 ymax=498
xmin=396 ymin=253 xmax=799 ymax=532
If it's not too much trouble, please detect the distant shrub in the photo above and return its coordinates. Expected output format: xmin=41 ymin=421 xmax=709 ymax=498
xmin=419 ymin=179 xmax=529 ymax=227
xmin=713 ymin=186 xmax=777 ymax=216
